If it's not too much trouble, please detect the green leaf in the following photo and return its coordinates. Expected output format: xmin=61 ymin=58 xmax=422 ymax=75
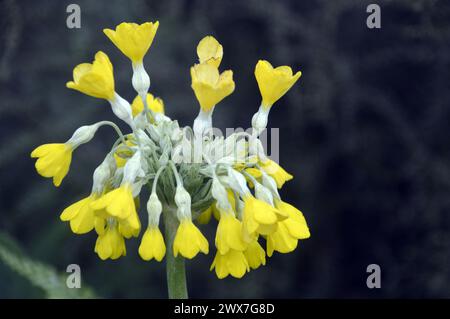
xmin=0 ymin=232 xmax=97 ymax=299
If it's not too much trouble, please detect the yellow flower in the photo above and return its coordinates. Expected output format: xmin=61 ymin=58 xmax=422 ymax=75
xmin=275 ymin=200 xmax=310 ymax=239
xmin=104 ymin=21 xmax=159 ymax=63
xmin=244 ymin=239 xmax=266 ymax=270
xmin=266 ymin=222 xmax=298 ymax=256
xmin=118 ymin=209 xmax=141 ymax=238
xmin=139 ymin=227 xmax=166 ymax=261
xmin=131 ymin=93 xmax=165 ymax=117
xmin=259 ymin=159 xmax=293 ymax=188
xmin=90 ymin=184 xmax=141 ymax=234
xmin=94 ymin=212 xmax=140 ymax=239
xmin=255 ymin=60 xmax=301 ymax=108
xmin=66 ymin=51 xmax=115 ymax=100
xmin=215 ymin=212 xmax=247 ymax=254
xmin=94 ymin=220 xmax=126 ymax=260
xmin=266 ymin=200 xmax=310 ymax=257
xmin=197 ymin=36 xmax=223 ymax=68
xmin=242 ymin=195 xmax=285 ymax=239
xmin=210 ymin=250 xmax=249 ymax=279
xmin=31 ymin=143 xmax=73 ymax=187
xmin=173 ymin=219 xmax=209 ymax=259
xmin=60 ymin=195 xmax=97 ymax=234
xmin=191 ymin=63 xmax=235 ymax=112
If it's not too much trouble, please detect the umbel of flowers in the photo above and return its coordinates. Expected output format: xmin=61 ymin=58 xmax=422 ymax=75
xmin=31 ymin=21 xmax=309 ymax=296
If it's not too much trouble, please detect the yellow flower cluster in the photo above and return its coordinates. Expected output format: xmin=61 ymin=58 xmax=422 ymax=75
xmin=30 ymin=21 xmax=308 ymax=282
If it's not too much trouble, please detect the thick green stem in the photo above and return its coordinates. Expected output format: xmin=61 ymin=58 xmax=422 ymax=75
xmin=163 ymin=207 xmax=188 ymax=299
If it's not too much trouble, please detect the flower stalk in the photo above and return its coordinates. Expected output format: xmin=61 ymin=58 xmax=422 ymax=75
xmin=163 ymin=206 xmax=188 ymax=299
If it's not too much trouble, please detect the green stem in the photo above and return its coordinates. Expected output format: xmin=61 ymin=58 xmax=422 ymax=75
xmin=163 ymin=207 xmax=188 ymax=299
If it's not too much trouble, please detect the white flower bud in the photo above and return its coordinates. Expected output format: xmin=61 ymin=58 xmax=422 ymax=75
xmin=132 ymin=62 xmax=150 ymax=98
xmin=147 ymin=193 xmax=162 ymax=226
xmin=109 ymin=93 xmax=134 ymax=127
xmin=66 ymin=123 xmax=100 ymax=148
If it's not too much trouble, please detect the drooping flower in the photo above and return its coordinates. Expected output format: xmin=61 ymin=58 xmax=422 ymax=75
xmin=210 ymin=249 xmax=249 ymax=279
xmin=191 ymin=63 xmax=235 ymax=112
xmin=215 ymin=210 xmax=247 ymax=254
xmin=31 ymin=143 xmax=72 ymax=187
xmin=173 ymin=219 xmax=209 ymax=259
xmin=266 ymin=200 xmax=310 ymax=257
xmin=60 ymin=195 xmax=97 ymax=234
xmin=94 ymin=219 xmax=127 ymax=260
xmin=66 ymin=51 xmax=115 ymax=100
xmin=244 ymin=239 xmax=266 ymax=270
xmin=259 ymin=159 xmax=293 ymax=188
xmin=138 ymin=192 xmax=166 ymax=261
xmin=255 ymin=60 xmax=301 ymax=108
xmin=275 ymin=200 xmax=310 ymax=240
xmin=90 ymin=184 xmax=141 ymax=235
xmin=139 ymin=227 xmax=166 ymax=261
xmin=241 ymin=195 xmax=284 ymax=239
xmin=104 ymin=22 xmax=159 ymax=63
xmin=197 ymin=36 xmax=223 ymax=68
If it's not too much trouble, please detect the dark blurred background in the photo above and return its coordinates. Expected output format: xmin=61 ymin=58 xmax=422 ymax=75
xmin=1 ymin=0 xmax=449 ymax=298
